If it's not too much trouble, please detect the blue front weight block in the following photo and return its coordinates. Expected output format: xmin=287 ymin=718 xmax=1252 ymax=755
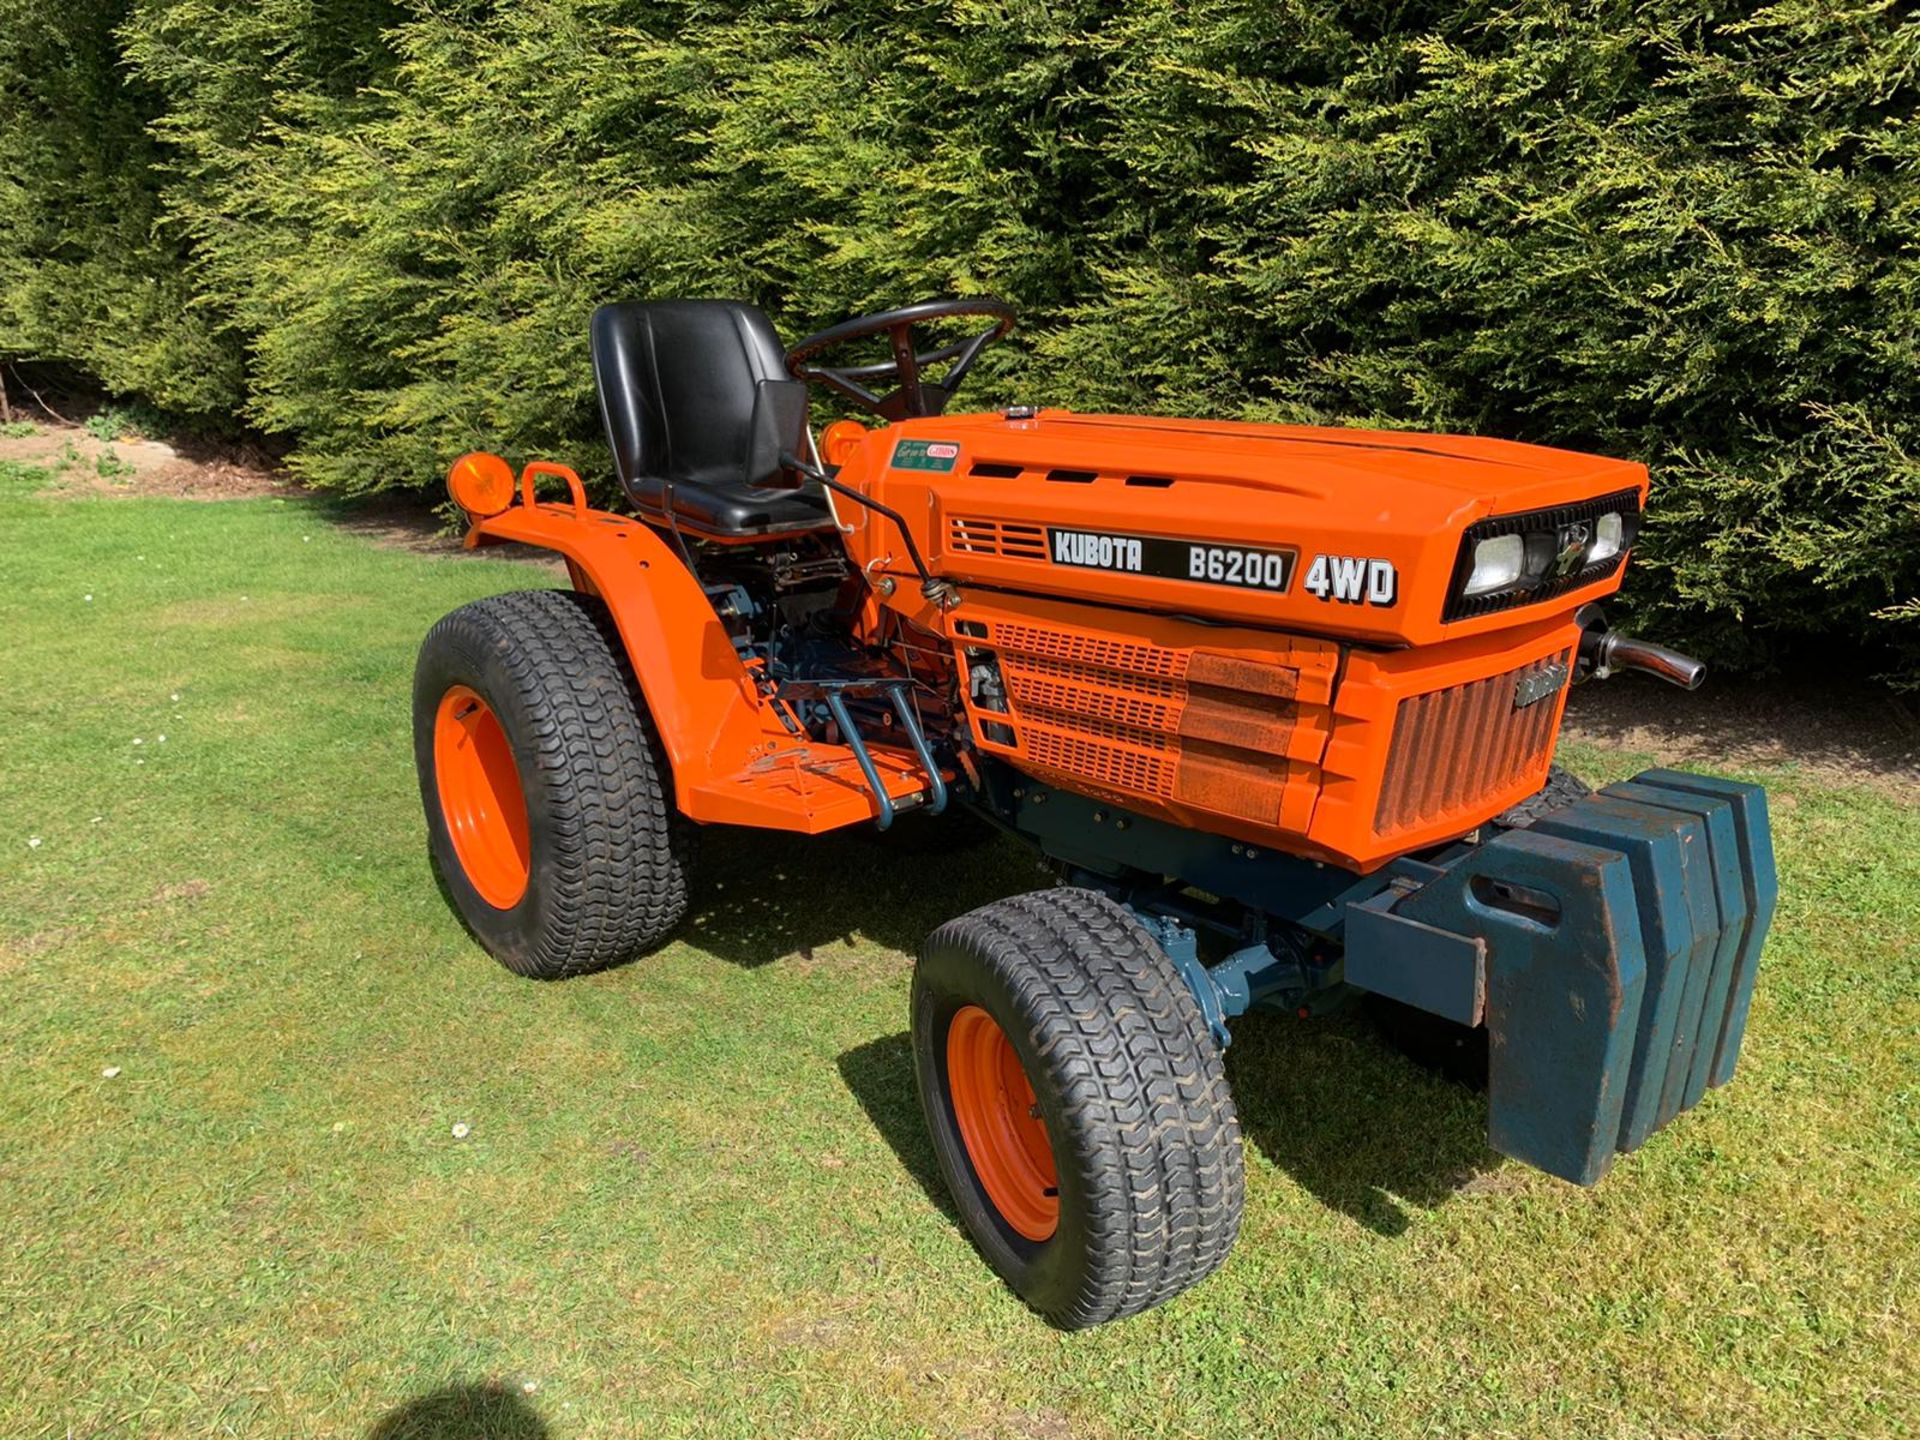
xmin=1615 ymin=771 xmax=1777 ymax=1091
xmin=1013 ymin=758 xmax=1775 ymax=1188
xmin=1345 ymin=769 xmax=1776 ymax=1185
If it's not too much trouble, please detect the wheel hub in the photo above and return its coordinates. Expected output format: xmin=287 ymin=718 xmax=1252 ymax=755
xmin=946 ymin=1005 xmax=1059 ymax=1242
xmin=433 ymin=685 xmax=531 ymax=909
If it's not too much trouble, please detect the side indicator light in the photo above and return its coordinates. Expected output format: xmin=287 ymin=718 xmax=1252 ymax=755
xmin=448 ymin=451 xmax=516 ymax=518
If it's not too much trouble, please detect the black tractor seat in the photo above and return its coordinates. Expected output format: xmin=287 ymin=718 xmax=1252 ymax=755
xmin=590 ymin=300 xmax=836 ymax=540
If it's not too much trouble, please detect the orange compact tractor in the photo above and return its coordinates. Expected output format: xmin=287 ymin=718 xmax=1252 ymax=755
xmin=415 ymin=299 xmax=1776 ymax=1328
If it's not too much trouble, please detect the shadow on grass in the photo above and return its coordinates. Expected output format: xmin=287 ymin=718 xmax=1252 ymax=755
xmin=311 ymin=491 xmax=478 ymax=560
xmin=1228 ymin=1004 xmax=1500 ymax=1236
xmin=366 ymin=1382 xmax=547 ymax=1439
xmin=679 ymin=824 xmax=1049 ymax=970
xmin=836 ymin=1030 xmax=961 ymax=1225
xmin=420 ymin=804 xmax=1042 ymax=980
xmin=433 ymin=794 xmax=1504 ymax=1237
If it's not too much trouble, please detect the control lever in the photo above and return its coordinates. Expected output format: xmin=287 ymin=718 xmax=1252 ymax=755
xmin=779 ymin=449 xmax=960 ymax=609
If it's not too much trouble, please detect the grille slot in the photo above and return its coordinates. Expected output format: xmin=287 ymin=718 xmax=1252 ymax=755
xmin=1024 ymin=728 xmax=1173 ymax=795
xmin=957 ymin=464 xmax=1179 ymax=487
xmin=992 ymin=623 xmax=1184 ymax=676
xmin=1005 ymin=666 xmax=1180 ymax=733
xmin=1375 ymin=651 xmax=1570 ymax=837
xmin=948 ymin=516 xmax=1048 ymax=559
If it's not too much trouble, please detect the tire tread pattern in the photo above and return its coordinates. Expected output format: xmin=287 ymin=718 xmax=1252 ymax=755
xmin=1492 ymin=763 xmax=1592 ymax=829
xmin=419 ymin=589 xmax=690 ymax=977
xmin=923 ymin=888 xmax=1243 ymax=1327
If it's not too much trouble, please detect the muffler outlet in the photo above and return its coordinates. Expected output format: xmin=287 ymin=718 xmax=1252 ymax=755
xmin=1575 ymin=607 xmax=1706 ymax=690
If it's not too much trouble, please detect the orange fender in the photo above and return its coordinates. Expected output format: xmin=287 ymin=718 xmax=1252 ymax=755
xmin=460 ymin=465 xmax=931 ymax=833
xmin=465 ymin=483 xmax=788 ymax=788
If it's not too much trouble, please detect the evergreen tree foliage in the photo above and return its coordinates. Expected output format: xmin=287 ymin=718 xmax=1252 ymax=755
xmin=0 ymin=0 xmax=238 ymax=412
xmin=1 ymin=0 xmax=1915 ymax=674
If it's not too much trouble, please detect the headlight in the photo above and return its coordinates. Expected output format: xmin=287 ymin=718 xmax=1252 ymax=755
xmin=1444 ymin=490 xmax=1641 ymax=621
xmin=1589 ymin=510 xmax=1625 ymax=562
xmin=1463 ymin=534 xmax=1525 ymax=596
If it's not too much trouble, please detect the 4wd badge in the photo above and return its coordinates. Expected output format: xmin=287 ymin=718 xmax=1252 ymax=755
xmin=1302 ymin=553 xmax=1398 ymax=607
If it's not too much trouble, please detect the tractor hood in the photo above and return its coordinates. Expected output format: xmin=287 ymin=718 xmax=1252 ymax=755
xmin=842 ymin=409 xmax=1650 ymax=648
xmin=1008 ymin=412 xmax=1635 ymax=500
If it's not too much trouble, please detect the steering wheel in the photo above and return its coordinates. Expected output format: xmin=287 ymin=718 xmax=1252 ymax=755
xmin=784 ymin=298 xmax=1015 ymax=420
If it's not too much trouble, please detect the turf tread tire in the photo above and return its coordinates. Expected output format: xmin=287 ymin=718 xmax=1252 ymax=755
xmin=413 ymin=589 xmax=691 ymax=978
xmin=913 ymin=887 xmax=1243 ymax=1328
xmin=1492 ymin=763 xmax=1592 ymax=829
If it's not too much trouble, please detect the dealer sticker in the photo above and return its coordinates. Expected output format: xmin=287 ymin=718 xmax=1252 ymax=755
xmin=1046 ymin=527 xmax=1296 ymax=593
xmin=891 ymin=439 xmax=962 ymax=473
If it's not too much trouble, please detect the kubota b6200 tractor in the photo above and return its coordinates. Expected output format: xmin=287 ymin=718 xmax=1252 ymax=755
xmin=414 ymin=298 xmax=1776 ymax=1328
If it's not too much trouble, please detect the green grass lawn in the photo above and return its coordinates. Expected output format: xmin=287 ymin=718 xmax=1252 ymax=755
xmin=2 ymin=464 xmax=1916 ymax=1438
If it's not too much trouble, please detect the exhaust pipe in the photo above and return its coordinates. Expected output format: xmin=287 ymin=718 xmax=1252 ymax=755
xmin=1575 ymin=606 xmax=1706 ymax=690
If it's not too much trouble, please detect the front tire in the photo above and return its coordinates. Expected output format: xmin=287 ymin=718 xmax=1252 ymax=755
xmin=413 ymin=589 xmax=691 ymax=978
xmin=912 ymin=888 xmax=1244 ymax=1328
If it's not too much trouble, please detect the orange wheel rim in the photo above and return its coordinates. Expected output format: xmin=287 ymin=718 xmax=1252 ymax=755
xmin=946 ymin=1005 xmax=1059 ymax=1242
xmin=434 ymin=685 xmax=531 ymax=910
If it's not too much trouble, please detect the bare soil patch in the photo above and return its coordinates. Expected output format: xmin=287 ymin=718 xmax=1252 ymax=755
xmin=0 ymin=417 xmax=298 ymax=500
xmin=1 ymin=409 xmax=551 ymax=566
xmin=1564 ymin=674 xmax=1920 ymax=801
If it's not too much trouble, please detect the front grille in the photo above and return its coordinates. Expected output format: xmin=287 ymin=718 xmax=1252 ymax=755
xmin=956 ymin=609 xmax=1337 ymax=833
xmin=993 ymin=622 xmax=1184 ymax=677
xmin=1006 ymin=652 xmax=1182 ymax=731
xmin=1024 ymin=727 xmax=1174 ymax=796
xmin=1374 ymin=650 xmax=1571 ymax=837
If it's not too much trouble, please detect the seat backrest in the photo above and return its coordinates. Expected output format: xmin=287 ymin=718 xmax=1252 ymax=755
xmin=590 ymin=300 xmax=811 ymax=524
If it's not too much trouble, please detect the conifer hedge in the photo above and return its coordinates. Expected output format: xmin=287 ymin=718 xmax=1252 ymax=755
xmin=3 ymin=1 xmax=1916 ymax=674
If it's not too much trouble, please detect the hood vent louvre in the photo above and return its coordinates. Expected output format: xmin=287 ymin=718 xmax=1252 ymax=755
xmin=948 ymin=516 xmax=1048 ymax=560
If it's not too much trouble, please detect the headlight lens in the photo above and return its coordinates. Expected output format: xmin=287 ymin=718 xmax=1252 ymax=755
xmin=1589 ymin=510 xmax=1625 ymax=562
xmin=1463 ymin=534 xmax=1526 ymax=596
xmin=1444 ymin=490 xmax=1642 ymax=621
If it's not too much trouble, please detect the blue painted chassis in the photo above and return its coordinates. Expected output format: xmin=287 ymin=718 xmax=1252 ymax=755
xmin=972 ymin=761 xmax=1777 ymax=1186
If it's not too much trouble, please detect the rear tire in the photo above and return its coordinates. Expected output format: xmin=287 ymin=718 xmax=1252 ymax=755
xmin=912 ymin=888 xmax=1244 ymax=1328
xmin=413 ymin=589 xmax=691 ymax=978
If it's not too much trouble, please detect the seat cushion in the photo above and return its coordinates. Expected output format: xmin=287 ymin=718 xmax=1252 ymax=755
xmin=651 ymin=475 xmax=832 ymax=534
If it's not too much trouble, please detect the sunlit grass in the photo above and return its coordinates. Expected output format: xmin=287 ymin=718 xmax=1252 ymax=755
xmin=1 ymin=488 xmax=1914 ymax=1438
